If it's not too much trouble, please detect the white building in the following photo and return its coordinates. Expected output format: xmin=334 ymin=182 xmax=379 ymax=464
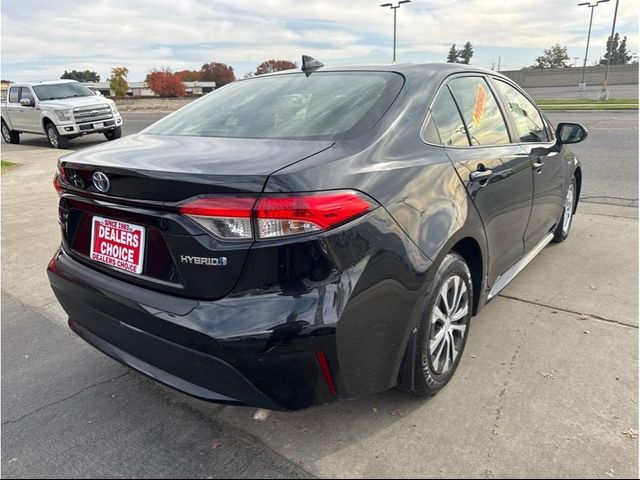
xmin=83 ymin=80 xmax=216 ymax=97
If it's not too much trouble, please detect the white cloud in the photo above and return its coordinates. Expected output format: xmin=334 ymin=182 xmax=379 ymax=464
xmin=1 ymin=0 xmax=637 ymax=80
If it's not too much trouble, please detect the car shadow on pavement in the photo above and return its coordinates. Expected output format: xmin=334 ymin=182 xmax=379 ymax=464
xmin=14 ymin=136 xmax=110 ymax=152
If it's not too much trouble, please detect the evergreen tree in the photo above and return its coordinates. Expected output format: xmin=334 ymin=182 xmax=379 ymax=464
xmin=458 ymin=42 xmax=474 ymax=64
xmin=616 ymin=36 xmax=632 ymax=65
xmin=600 ymin=33 xmax=620 ymax=65
xmin=446 ymin=44 xmax=458 ymax=63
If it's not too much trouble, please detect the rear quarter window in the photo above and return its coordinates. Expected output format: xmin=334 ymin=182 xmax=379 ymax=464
xmin=422 ymin=87 xmax=470 ymax=147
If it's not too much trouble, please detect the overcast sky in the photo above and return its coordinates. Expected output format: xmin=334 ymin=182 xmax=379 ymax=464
xmin=1 ymin=0 xmax=637 ymax=82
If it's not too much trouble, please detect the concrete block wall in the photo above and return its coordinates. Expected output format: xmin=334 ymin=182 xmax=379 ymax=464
xmin=500 ymin=64 xmax=638 ymax=87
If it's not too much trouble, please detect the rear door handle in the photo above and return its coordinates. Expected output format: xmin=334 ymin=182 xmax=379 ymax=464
xmin=533 ymin=160 xmax=544 ymax=169
xmin=470 ymin=169 xmax=493 ymax=182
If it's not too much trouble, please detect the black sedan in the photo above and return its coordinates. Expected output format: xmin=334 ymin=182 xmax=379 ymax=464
xmin=48 ymin=60 xmax=587 ymax=411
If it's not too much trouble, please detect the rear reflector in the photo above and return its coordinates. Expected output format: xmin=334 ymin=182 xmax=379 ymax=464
xmin=315 ymin=351 xmax=337 ymax=396
xmin=179 ymin=191 xmax=376 ymax=241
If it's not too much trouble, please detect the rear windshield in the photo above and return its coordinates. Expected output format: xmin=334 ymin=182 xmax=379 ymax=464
xmin=144 ymin=72 xmax=404 ymax=140
xmin=33 ymin=82 xmax=94 ymax=101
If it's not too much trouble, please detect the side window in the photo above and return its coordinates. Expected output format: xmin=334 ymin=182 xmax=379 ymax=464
xmin=8 ymin=87 xmax=19 ymax=103
xmin=21 ymin=87 xmax=34 ymax=103
xmin=494 ymin=79 xmax=548 ymax=143
xmin=422 ymin=87 xmax=469 ymax=147
xmin=448 ymin=77 xmax=511 ymax=146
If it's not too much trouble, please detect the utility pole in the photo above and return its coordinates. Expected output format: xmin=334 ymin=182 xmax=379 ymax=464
xmin=600 ymin=0 xmax=619 ymax=100
xmin=577 ymin=0 xmax=610 ymax=91
xmin=380 ymin=1 xmax=411 ymax=62
xmin=497 ymin=56 xmax=501 ymax=71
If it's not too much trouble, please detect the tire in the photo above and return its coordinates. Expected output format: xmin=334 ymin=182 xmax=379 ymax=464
xmin=552 ymin=177 xmax=577 ymax=243
xmin=1 ymin=121 xmax=20 ymax=144
xmin=104 ymin=126 xmax=122 ymax=141
xmin=46 ymin=123 xmax=69 ymax=149
xmin=413 ymin=252 xmax=473 ymax=396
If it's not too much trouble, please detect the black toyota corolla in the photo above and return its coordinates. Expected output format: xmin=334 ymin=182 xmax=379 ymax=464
xmin=48 ymin=60 xmax=587 ymax=411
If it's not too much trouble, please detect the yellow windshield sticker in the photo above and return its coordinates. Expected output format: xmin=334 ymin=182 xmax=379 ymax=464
xmin=472 ymin=84 xmax=487 ymax=127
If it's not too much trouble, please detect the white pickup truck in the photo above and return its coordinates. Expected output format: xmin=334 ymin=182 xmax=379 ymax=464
xmin=1 ymin=80 xmax=123 ymax=149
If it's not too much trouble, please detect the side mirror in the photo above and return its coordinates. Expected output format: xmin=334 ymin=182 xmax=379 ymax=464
xmin=19 ymin=98 xmax=33 ymax=107
xmin=94 ymin=90 xmax=102 ymax=96
xmin=556 ymin=122 xmax=588 ymax=145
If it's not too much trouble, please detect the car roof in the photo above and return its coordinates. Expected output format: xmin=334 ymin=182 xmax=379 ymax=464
xmin=10 ymin=79 xmax=80 ymax=87
xmin=250 ymin=62 xmax=512 ymax=85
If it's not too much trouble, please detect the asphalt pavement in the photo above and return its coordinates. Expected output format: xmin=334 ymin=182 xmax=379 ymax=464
xmin=1 ymin=294 xmax=311 ymax=479
xmin=2 ymin=107 xmax=638 ymax=478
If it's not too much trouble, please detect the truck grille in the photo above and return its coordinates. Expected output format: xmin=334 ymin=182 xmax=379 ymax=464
xmin=73 ymin=105 xmax=113 ymax=123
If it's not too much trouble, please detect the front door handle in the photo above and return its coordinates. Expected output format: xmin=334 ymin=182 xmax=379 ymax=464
xmin=469 ymin=169 xmax=493 ymax=182
xmin=533 ymin=160 xmax=544 ymax=169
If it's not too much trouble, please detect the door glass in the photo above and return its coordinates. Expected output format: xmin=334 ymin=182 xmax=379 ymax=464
xmin=20 ymin=88 xmax=34 ymax=104
xmin=8 ymin=87 xmax=19 ymax=103
xmin=448 ymin=77 xmax=510 ymax=146
xmin=422 ymin=87 xmax=469 ymax=147
xmin=494 ymin=80 xmax=548 ymax=143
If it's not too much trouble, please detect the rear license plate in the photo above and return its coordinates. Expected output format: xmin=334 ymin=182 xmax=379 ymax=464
xmin=90 ymin=216 xmax=145 ymax=274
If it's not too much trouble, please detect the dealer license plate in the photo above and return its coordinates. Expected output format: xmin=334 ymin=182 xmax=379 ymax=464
xmin=90 ymin=216 xmax=145 ymax=274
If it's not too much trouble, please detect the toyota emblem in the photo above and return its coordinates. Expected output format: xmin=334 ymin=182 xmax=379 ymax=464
xmin=92 ymin=171 xmax=110 ymax=193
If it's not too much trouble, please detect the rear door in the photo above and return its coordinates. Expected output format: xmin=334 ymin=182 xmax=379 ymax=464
xmin=491 ymin=78 xmax=566 ymax=251
xmin=5 ymin=86 xmax=21 ymax=129
xmin=423 ymin=75 xmax=533 ymax=284
xmin=15 ymin=87 xmax=40 ymax=133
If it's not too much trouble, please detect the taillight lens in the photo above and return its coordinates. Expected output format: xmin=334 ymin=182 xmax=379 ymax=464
xmin=178 ymin=191 xmax=376 ymax=241
xmin=53 ymin=173 xmax=63 ymax=194
xmin=53 ymin=165 xmax=67 ymax=195
xmin=179 ymin=197 xmax=256 ymax=240
xmin=255 ymin=191 xmax=375 ymax=239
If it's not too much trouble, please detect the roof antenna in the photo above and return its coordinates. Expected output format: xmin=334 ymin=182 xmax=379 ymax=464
xmin=301 ymin=55 xmax=324 ymax=77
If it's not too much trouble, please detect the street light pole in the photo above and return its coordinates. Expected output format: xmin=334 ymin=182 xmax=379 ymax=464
xmin=577 ymin=0 xmax=609 ymax=91
xmin=600 ymin=0 xmax=619 ymax=100
xmin=380 ymin=1 xmax=411 ymax=63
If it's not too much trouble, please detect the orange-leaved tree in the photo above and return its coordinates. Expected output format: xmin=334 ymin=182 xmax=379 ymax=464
xmin=145 ymin=68 xmax=186 ymax=97
xmin=176 ymin=69 xmax=202 ymax=81
xmin=199 ymin=62 xmax=236 ymax=87
xmin=255 ymin=59 xmax=297 ymax=76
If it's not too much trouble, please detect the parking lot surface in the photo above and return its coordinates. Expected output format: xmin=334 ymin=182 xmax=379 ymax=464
xmin=1 ymin=109 xmax=638 ymax=478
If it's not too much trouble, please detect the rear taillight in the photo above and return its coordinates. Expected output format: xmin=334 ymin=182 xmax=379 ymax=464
xmin=53 ymin=165 xmax=67 ymax=195
xmin=178 ymin=190 xmax=377 ymax=241
xmin=179 ymin=197 xmax=256 ymax=240
xmin=53 ymin=173 xmax=63 ymax=195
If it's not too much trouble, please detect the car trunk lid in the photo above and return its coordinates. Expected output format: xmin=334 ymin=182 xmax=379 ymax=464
xmin=58 ymin=134 xmax=333 ymax=299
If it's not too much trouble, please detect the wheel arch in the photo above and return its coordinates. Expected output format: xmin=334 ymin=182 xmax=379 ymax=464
xmin=450 ymin=236 xmax=483 ymax=315
xmin=396 ymin=229 xmax=486 ymax=392
xmin=573 ymin=166 xmax=582 ymax=214
xmin=41 ymin=114 xmax=57 ymax=134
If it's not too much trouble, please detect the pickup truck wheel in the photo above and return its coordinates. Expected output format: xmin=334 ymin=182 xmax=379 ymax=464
xmin=1 ymin=121 xmax=20 ymax=144
xmin=46 ymin=123 xmax=69 ymax=149
xmin=104 ymin=126 xmax=122 ymax=141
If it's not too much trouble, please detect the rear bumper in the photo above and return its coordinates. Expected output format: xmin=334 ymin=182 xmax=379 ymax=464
xmin=47 ymin=248 xmax=338 ymax=411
